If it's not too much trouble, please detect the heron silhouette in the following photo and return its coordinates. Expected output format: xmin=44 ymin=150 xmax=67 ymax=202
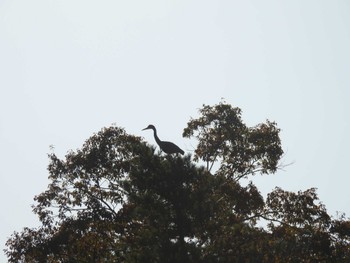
xmin=142 ymin=124 xmax=184 ymax=155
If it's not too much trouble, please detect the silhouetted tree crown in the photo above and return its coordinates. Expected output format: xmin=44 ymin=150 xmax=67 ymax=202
xmin=5 ymin=102 xmax=350 ymax=262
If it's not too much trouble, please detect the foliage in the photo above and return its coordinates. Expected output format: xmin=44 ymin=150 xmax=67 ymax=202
xmin=183 ymin=103 xmax=283 ymax=178
xmin=5 ymin=102 xmax=350 ymax=262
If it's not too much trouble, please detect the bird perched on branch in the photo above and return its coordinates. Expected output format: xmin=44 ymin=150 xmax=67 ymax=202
xmin=142 ymin=124 xmax=185 ymax=155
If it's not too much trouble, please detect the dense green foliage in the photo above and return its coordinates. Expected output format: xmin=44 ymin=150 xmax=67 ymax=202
xmin=5 ymin=102 xmax=350 ymax=262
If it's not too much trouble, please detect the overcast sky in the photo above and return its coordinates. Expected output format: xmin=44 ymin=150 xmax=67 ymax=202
xmin=1 ymin=0 xmax=350 ymax=260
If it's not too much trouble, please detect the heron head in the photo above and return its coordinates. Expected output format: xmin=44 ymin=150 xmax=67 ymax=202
xmin=142 ymin=124 xmax=156 ymax=131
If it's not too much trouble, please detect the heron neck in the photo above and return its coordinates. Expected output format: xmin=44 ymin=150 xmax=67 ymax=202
xmin=153 ymin=129 xmax=162 ymax=144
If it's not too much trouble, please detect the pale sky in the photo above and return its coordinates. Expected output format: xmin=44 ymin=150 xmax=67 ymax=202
xmin=1 ymin=1 xmax=350 ymax=260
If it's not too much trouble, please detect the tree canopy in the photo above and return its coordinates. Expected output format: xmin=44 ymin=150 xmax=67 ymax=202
xmin=5 ymin=102 xmax=350 ymax=262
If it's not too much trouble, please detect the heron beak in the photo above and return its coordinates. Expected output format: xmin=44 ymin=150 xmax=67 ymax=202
xmin=142 ymin=127 xmax=148 ymax=131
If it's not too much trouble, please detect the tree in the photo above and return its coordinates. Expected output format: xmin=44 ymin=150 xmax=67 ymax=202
xmin=5 ymin=102 xmax=350 ymax=262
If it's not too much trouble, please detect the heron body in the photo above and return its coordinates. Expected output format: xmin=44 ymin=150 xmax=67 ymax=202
xmin=142 ymin=124 xmax=185 ymax=155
